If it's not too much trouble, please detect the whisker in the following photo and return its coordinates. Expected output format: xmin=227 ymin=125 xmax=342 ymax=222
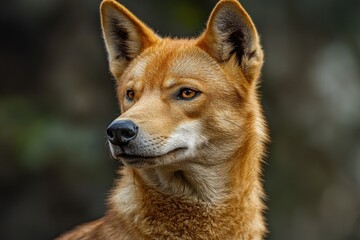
xmin=104 ymin=140 xmax=115 ymax=160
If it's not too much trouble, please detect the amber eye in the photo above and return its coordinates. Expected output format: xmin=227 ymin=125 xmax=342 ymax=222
xmin=178 ymin=88 xmax=199 ymax=100
xmin=126 ymin=89 xmax=135 ymax=101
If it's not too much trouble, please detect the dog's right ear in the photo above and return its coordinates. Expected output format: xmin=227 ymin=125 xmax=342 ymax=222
xmin=100 ymin=0 xmax=160 ymax=77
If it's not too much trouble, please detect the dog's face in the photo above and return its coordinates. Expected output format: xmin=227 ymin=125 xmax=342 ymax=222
xmin=101 ymin=0 xmax=265 ymax=168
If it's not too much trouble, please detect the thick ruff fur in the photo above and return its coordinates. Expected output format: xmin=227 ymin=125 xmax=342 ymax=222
xmin=56 ymin=0 xmax=268 ymax=239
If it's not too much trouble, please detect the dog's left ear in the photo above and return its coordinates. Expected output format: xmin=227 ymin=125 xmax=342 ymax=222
xmin=197 ymin=0 xmax=263 ymax=83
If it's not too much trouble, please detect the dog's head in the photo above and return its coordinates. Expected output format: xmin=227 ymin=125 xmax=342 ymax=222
xmin=101 ymin=0 xmax=266 ymax=168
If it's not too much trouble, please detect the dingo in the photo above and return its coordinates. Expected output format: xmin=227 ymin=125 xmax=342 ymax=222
xmin=57 ymin=0 xmax=268 ymax=239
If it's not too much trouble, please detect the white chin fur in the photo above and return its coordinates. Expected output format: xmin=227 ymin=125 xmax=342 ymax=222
xmin=165 ymin=121 xmax=208 ymax=158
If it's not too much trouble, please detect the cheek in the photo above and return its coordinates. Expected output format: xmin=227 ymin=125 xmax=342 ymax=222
xmin=201 ymin=98 xmax=246 ymax=139
xmin=213 ymin=108 xmax=243 ymax=131
xmin=179 ymin=98 xmax=207 ymax=119
xmin=166 ymin=120 xmax=208 ymax=152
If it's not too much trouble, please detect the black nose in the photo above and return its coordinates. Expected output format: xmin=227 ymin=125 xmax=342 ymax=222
xmin=107 ymin=120 xmax=138 ymax=146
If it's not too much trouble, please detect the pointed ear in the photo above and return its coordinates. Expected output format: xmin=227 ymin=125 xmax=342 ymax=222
xmin=100 ymin=0 xmax=160 ymax=77
xmin=197 ymin=0 xmax=263 ymax=83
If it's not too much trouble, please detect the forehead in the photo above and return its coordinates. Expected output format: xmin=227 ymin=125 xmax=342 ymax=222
xmin=121 ymin=41 xmax=224 ymax=87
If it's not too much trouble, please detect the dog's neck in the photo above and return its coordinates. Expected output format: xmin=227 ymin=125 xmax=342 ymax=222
xmin=137 ymin=162 xmax=231 ymax=203
xmin=109 ymin=141 xmax=266 ymax=239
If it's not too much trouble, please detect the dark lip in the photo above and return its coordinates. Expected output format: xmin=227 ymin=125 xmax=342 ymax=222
xmin=118 ymin=147 xmax=187 ymax=160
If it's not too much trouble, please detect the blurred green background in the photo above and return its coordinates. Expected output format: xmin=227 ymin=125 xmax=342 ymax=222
xmin=1 ymin=0 xmax=359 ymax=239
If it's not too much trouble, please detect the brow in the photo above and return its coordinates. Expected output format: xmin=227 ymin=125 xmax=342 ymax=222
xmin=163 ymin=77 xmax=203 ymax=89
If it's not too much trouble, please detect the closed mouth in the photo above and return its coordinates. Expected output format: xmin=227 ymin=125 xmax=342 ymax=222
xmin=118 ymin=147 xmax=187 ymax=161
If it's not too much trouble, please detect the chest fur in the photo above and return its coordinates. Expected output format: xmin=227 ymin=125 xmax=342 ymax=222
xmin=112 ymin=186 xmax=264 ymax=240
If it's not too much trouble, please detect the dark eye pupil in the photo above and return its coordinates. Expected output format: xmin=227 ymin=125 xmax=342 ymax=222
xmin=182 ymin=89 xmax=194 ymax=97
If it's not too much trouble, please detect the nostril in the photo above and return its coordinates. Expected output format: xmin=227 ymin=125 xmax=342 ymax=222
xmin=121 ymin=129 xmax=136 ymax=139
xmin=107 ymin=129 xmax=115 ymax=139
